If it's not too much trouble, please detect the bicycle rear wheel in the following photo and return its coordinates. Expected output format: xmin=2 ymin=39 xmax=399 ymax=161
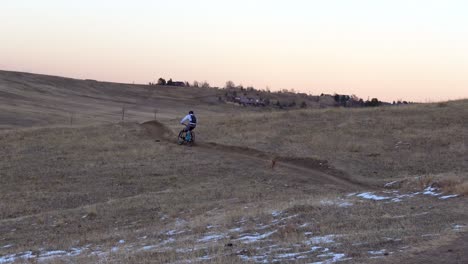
xmin=190 ymin=131 xmax=195 ymax=144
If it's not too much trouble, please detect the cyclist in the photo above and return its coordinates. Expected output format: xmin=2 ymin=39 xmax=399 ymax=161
xmin=180 ymin=110 xmax=197 ymax=136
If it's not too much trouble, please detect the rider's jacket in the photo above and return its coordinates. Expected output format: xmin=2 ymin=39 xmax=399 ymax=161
xmin=180 ymin=114 xmax=197 ymax=125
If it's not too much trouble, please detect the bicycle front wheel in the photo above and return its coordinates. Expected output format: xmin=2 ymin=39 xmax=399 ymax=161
xmin=177 ymin=130 xmax=186 ymax=145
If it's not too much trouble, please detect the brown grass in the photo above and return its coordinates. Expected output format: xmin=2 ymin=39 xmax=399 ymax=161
xmin=0 ymin=72 xmax=467 ymax=263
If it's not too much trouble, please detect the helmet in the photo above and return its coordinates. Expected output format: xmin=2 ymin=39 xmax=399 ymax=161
xmin=189 ymin=110 xmax=194 ymax=114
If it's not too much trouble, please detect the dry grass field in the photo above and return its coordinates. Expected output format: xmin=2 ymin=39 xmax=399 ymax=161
xmin=0 ymin=70 xmax=467 ymax=263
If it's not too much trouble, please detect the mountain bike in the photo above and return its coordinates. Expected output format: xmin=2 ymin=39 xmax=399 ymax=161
xmin=178 ymin=127 xmax=195 ymax=146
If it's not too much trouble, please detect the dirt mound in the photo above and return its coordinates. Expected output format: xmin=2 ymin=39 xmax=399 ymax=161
xmin=140 ymin=121 xmax=365 ymax=189
xmin=202 ymin=142 xmax=364 ymax=188
xmin=141 ymin=120 xmax=175 ymax=141
xmin=201 ymin=142 xmax=272 ymax=159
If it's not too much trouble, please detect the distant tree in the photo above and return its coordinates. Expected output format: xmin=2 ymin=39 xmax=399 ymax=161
xmin=185 ymin=81 xmax=190 ymax=87
xmin=334 ymin=94 xmax=340 ymax=102
xmin=193 ymin=81 xmax=199 ymax=87
xmin=300 ymin=101 xmax=307 ymax=108
xmin=167 ymin=78 xmax=174 ymax=86
xmin=200 ymin=81 xmax=210 ymax=88
xmin=339 ymin=95 xmax=350 ymax=106
xmin=365 ymin=98 xmax=381 ymax=107
xmin=157 ymin=78 xmax=166 ymax=85
xmin=225 ymin=80 xmax=235 ymax=89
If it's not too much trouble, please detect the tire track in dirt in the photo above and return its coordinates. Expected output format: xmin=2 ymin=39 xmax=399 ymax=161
xmin=141 ymin=120 xmax=367 ymax=190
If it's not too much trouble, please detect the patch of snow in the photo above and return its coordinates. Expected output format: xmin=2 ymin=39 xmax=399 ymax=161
xmin=275 ymin=252 xmax=302 ymax=259
xmin=229 ymin=227 xmax=243 ymax=232
xmin=197 ymin=255 xmax=212 ymax=261
xmin=141 ymin=245 xmax=157 ymax=251
xmin=320 ymin=199 xmax=353 ymax=207
xmin=307 ymin=235 xmax=338 ymax=245
xmin=175 ymin=218 xmax=187 ymax=227
xmin=368 ymin=249 xmax=386 ymax=255
xmin=414 ymin=212 xmax=429 ymax=216
xmin=356 ymin=192 xmax=390 ymax=201
xmin=1 ymin=245 xmax=13 ymax=249
xmin=111 ymin=247 xmax=119 ymax=252
xmin=274 ymin=248 xmax=321 ymax=260
xmin=452 ymin=224 xmax=466 ymax=231
xmin=390 ymin=192 xmax=420 ymax=202
xmin=67 ymin=247 xmax=85 ymax=257
xmin=90 ymin=250 xmax=104 ymax=256
xmin=384 ymin=237 xmax=402 ymax=242
xmin=272 ymin=214 xmax=299 ymax=224
xmin=159 ymin=237 xmax=175 ymax=246
xmin=0 ymin=251 xmax=34 ymax=264
xmin=118 ymin=240 xmax=125 ymax=244
xmin=160 ymin=214 xmax=168 ymax=220
xmin=197 ymin=234 xmax=225 ymax=243
xmin=256 ymin=224 xmax=271 ymax=230
xmin=304 ymin=232 xmax=313 ymax=236
xmin=311 ymin=246 xmax=322 ymax=251
xmin=320 ymin=200 xmax=335 ymax=206
xmin=39 ymin=250 xmax=67 ymax=257
xmin=338 ymin=201 xmax=353 ymax=207
xmin=384 ymin=181 xmax=399 ymax=187
xmin=237 ymin=217 xmax=248 ymax=224
xmin=165 ymin=229 xmax=185 ymax=236
xmin=271 ymin=210 xmax=282 ymax=217
xmin=238 ymin=254 xmax=268 ymax=263
xmin=237 ymin=230 xmax=277 ymax=243
xmin=423 ymin=187 xmax=441 ymax=196
xmin=314 ymin=252 xmax=347 ymax=263
xmin=440 ymin=194 xmax=459 ymax=199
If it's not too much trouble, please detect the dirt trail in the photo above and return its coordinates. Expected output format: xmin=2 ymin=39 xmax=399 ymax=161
xmin=141 ymin=120 xmax=366 ymax=190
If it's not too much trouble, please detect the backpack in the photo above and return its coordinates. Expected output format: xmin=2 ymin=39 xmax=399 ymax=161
xmin=190 ymin=114 xmax=197 ymax=124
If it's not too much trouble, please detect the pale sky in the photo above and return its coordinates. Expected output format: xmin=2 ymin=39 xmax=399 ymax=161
xmin=1 ymin=0 xmax=467 ymax=102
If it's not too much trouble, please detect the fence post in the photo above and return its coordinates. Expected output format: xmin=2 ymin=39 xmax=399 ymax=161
xmin=70 ymin=112 xmax=74 ymax=126
xmin=121 ymin=107 xmax=125 ymax=121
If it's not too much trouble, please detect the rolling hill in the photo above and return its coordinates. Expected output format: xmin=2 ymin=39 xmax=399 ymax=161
xmin=0 ymin=70 xmax=467 ymax=263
